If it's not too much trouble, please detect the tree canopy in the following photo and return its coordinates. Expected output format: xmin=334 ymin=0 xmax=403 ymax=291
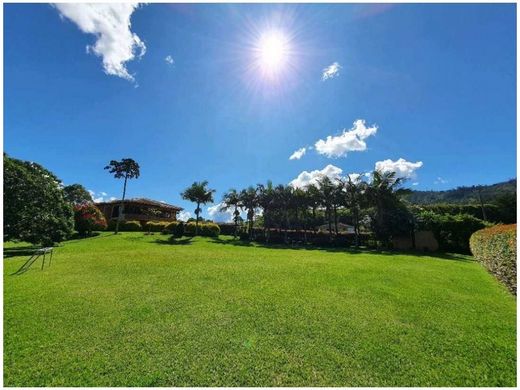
xmin=4 ymin=154 xmax=74 ymax=245
xmin=63 ymin=184 xmax=93 ymax=205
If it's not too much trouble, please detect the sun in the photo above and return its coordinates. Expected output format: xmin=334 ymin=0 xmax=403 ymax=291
xmin=254 ymin=29 xmax=291 ymax=78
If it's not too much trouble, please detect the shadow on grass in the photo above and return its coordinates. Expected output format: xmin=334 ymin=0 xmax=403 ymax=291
xmin=3 ymin=246 xmax=41 ymax=259
xmin=154 ymin=236 xmax=193 ymax=246
xmin=209 ymin=237 xmax=472 ymax=263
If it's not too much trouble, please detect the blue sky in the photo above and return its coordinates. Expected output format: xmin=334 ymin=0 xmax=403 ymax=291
xmin=4 ymin=3 xmax=516 ymax=221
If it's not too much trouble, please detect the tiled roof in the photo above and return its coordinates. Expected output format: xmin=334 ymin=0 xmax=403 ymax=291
xmin=95 ymin=198 xmax=183 ymax=211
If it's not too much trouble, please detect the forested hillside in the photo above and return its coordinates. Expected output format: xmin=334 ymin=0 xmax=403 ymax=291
xmin=405 ymin=179 xmax=516 ymax=204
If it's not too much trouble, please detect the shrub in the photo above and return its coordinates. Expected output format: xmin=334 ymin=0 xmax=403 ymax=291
xmin=145 ymin=221 xmax=169 ymax=233
xmin=106 ymin=220 xmax=143 ymax=232
xmin=218 ymin=223 xmax=239 ymax=236
xmin=112 ymin=220 xmax=141 ymax=232
xmin=184 ymin=221 xmax=219 ymax=237
xmin=163 ymin=221 xmax=184 ymax=237
xmin=416 ymin=211 xmax=489 ymax=254
xmin=470 ymin=224 xmax=516 ymax=294
xmin=74 ymin=204 xmax=107 ymax=236
xmin=184 ymin=222 xmax=197 ymax=236
xmin=200 ymin=222 xmax=220 ymax=237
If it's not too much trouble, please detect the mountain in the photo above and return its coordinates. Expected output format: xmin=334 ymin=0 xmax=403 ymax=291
xmin=405 ymin=179 xmax=516 ymax=205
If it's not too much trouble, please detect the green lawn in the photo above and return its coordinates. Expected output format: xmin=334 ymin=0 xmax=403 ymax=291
xmin=3 ymin=233 xmax=516 ymax=386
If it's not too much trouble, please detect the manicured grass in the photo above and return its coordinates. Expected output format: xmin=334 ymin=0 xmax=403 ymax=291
xmin=3 ymin=233 xmax=516 ymax=386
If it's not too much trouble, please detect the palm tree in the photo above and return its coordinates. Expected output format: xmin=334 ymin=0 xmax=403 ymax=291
xmin=306 ymin=183 xmax=321 ymax=234
xmin=257 ymin=181 xmax=275 ymax=242
xmin=340 ymin=175 xmax=366 ymax=247
xmin=273 ymin=184 xmax=293 ymax=243
xmin=240 ymin=186 xmax=258 ymax=240
xmin=292 ymin=187 xmax=308 ymax=242
xmin=331 ymin=179 xmax=344 ymax=236
xmin=317 ymin=176 xmax=336 ymax=240
xmin=181 ymin=181 xmax=215 ymax=235
xmin=220 ymin=189 xmax=242 ymax=238
xmin=104 ymin=158 xmax=140 ymax=234
xmin=366 ymin=170 xmax=404 ymax=245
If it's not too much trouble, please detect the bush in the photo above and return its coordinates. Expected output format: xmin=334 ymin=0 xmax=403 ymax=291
xmin=470 ymin=224 xmax=516 ymax=294
xmin=144 ymin=221 xmax=169 ymax=233
xmin=218 ymin=223 xmax=239 ymax=236
xmin=200 ymin=222 xmax=220 ymax=237
xmin=184 ymin=221 xmax=219 ymax=237
xmin=416 ymin=211 xmax=489 ymax=254
xmin=74 ymin=204 xmax=107 ymax=236
xmin=163 ymin=221 xmax=184 ymax=237
xmin=106 ymin=220 xmax=143 ymax=232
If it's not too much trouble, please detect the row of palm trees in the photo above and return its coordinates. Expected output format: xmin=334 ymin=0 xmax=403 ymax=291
xmin=182 ymin=171 xmax=407 ymax=246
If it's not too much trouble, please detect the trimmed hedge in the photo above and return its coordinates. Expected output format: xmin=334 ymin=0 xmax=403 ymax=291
xmin=144 ymin=221 xmax=170 ymax=233
xmin=200 ymin=222 xmax=220 ymax=237
xmin=163 ymin=221 xmax=184 ymax=237
xmin=184 ymin=222 xmax=220 ymax=237
xmin=470 ymin=224 xmax=516 ymax=295
xmin=107 ymin=220 xmax=142 ymax=232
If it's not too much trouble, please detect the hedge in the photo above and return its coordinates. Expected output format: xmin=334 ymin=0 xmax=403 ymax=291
xmin=470 ymin=224 xmax=516 ymax=295
xmin=416 ymin=211 xmax=488 ymax=254
xmin=107 ymin=220 xmax=142 ymax=232
xmin=144 ymin=221 xmax=170 ymax=233
xmin=184 ymin=222 xmax=220 ymax=237
xmin=163 ymin=221 xmax=184 ymax=237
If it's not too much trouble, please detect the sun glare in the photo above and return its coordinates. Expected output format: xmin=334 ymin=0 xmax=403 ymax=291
xmin=254 ymin=30 xmax=290 ymax=78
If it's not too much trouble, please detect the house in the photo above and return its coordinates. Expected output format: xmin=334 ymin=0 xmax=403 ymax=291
xmin=95 ymin=198 xmax=183 ymax=226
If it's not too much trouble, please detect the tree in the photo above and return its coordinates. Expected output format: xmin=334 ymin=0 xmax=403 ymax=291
xmin=274 ymin=184 xmax=293 ymax=243
xmin=4 ymin=154 xmax=74 ymax=245
xmin=365 ymin=170 xmax=409 ymax=246
xmin=317 ymin=176 xmax=336 ymax=240
xmin=73 ymin=203 xmax=107 ymax=236
xmin=340 ymin=175 xmax=367 ymax=247
xmin=220 ymin=189 xmax=242 ymax=238
xmin=104 ymin=158 xmax=140 ymax=234
xmin=240 ymin=186 xmax=258 ymax=240
xmin=305 ymin=183 xmax=322 ymax=233
xmin=63 ymin=184 xmax=93 ymax=205
xmin=181 ymin=181 xmax=215 ymax=235
xmin=257 ymin=181 xmax=275 ymax=242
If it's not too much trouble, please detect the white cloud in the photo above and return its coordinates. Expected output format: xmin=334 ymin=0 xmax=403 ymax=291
xmin=375 ymin=158 xmax=423 ymax=179
xmin=289 ymin=164 xmax=343 ymax=189
xmin=53 ymin=3 xmax=146 ymax=82
xmin=178 ymin=210 xmax=191 ymax=222
xmin=88 ymin=189 xmax=113 ymax=203
xmin=289 ymin=147 xmax=306 ymax=160
xmin=315 ymin=119 xmax=378 ymax=158
xmin=347 ymin=173 xmax=362 ymax=183
xmin=412 ymin=182 xmax=419 ymax=186
xmin=434 ymin=177 xmax=448 ymax=184
xmin=207 ymin=202 xmax=245 ymax=223
xmin=165 ymin=55 xmax=174 ymax=65
xmin=322 ymin=62 xmax=341 ymax=81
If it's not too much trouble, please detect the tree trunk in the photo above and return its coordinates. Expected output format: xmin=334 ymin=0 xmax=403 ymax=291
xmin=333 ymin=205 xmax=338 ymax=235
xmin=353 ymin=208 xmax=359 ymax=247
xmin=195 ymin=201 xmax=200 ymax=235
xmin=327 ymin=207 xmax=333 ymax=241
xmin=233 ymin=205 xmax=238 ymax=239
xmin=115 ymin=175 xmax=128 ymax=235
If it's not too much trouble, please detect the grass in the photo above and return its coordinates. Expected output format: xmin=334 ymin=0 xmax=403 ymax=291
xmin=3 ymin=233 xmax=516 ymax=386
